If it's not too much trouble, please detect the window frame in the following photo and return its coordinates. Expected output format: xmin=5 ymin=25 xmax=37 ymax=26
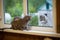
xmin=0 ymin=0 xmax=56 ymax=32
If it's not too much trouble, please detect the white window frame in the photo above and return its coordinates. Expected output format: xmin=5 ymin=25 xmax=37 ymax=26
xmin=0 ymin=0 xmax=56 ymax=32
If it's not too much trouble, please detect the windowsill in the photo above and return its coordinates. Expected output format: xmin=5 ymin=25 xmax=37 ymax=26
xmin=2 ymin=24 xmax=55 ymax=32
xmin=1 ymin=29 xmax=60 ymax=38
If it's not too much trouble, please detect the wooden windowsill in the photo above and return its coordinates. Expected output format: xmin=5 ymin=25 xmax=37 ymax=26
xmin=1 ymin=29 xmax=60 ymax=38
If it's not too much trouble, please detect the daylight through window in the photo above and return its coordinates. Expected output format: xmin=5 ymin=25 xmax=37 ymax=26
xmin=3 ymin=0 xmax=53 ymax=27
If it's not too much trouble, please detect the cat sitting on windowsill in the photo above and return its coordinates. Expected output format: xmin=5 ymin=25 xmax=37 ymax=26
xmin=11 ymin=16 xmax=31 ymax=31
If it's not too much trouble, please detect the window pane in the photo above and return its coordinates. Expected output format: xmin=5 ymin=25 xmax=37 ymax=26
xmin=3 ymin=0 xmax=23 ymax=24
xmin=28 ymin=0 xmax=53 ymax=27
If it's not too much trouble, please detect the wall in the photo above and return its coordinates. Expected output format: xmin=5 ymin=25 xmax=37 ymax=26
xmin=0 ymin=31 xmax=60 ymax=40
xmin=0 ymin=0 xmax=4 ymax=28
xmin=56 ymin=0 xmax=60 ymax=33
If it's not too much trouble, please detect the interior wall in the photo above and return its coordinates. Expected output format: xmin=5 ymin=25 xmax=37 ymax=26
xmin=0 ymin=32 xmax=60 ymax=40
xmin=0 ymin=0 xmax=4 ymax=28
xmin=56 ymin=0 xmax=60 ymax=33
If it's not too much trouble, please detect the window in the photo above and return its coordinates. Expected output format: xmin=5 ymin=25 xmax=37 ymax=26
xmin=3 ymin=0 xmax=56 ymax=32
xmin=28 ymin=0 xmax=53 ymax=27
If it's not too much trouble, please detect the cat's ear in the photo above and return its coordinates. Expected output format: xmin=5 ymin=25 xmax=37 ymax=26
xmin=13 ymin=16 xmax=20 ymax=21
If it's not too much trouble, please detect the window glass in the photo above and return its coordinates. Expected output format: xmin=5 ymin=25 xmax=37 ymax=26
xmin=3 ymin=0 xmax=53 ymax=28
xmin=28 ymin=0 xmax=53 ymax=27
xmin=3 ymin=0 xmax=23 ymax=24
